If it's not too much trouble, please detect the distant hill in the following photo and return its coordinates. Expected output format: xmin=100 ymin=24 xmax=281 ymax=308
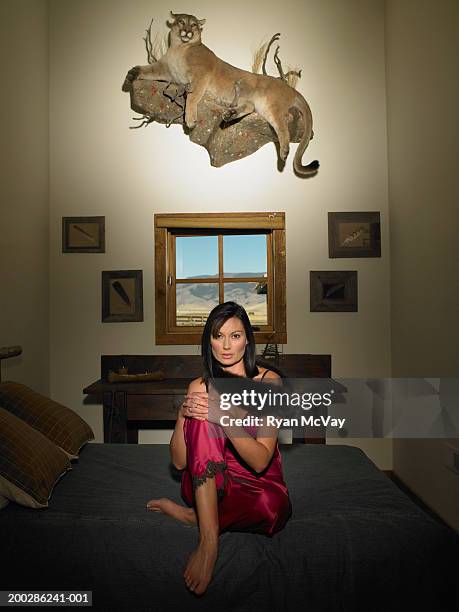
xmin=183 ymin=272 xmax=266 ymax=279
xmin=176 ymin=278 xmax=267 ymax=316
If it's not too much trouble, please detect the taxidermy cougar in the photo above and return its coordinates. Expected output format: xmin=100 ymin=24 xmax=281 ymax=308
xmin=126 ymin=12 xmax=319 ymax=176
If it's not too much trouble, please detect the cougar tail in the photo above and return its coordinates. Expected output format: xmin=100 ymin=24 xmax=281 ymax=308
xmin=292 ymin=94 xmax=319 ymax=178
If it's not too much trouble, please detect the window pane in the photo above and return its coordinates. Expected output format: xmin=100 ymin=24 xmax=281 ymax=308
xmin=224 ymin=282 xmax=268 ymax=326
xmin=223 ymin=235 xmax=267 ymax=277
xmin=176 ymin=283 xmax=219 ymax=326
xmin=176 ymin=236 xmax=218 ymax=279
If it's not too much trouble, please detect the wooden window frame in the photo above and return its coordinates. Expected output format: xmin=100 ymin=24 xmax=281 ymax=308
xmin=154 ymin=212 xmax=286 ymax=345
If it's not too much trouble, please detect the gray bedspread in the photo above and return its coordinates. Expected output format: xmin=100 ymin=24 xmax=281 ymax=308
xmin=1 ymin=443 xmax=458 ymax=611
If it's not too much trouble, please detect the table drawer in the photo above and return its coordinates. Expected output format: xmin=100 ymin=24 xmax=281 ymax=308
xmin=126 ymin=394 xmax=183 ymax=420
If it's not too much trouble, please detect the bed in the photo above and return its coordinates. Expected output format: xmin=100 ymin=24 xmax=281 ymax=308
xmin=2 ymin=441 xmax=458 ymax=612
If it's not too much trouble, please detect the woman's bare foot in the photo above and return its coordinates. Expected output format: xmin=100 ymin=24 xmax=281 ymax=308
xmin=183 ymin=535 xmax=218 ymax=595
xmin=146 ymin=498 xmax=197 ymax=525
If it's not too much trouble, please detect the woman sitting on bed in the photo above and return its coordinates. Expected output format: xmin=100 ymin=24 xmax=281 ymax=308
xmin=146 ymin=301 xmax=292 ymax=595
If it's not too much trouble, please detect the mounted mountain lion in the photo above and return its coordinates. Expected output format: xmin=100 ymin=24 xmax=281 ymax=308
xmin=125 ymin=12 xmax=319 ymax=177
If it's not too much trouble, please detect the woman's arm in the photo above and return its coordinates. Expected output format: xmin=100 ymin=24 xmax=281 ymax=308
xmin=169 ymin=411 xmax=187 ymax=470
xmin=169 ymin=378 xmax=207 ymax=470
xmin=217 ymin=370 xmax=282 ymax=474
xmin=224 ymin=422 xmax=277 ymax=474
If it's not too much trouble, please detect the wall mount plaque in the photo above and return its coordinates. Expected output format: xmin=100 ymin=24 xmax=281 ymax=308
xmin=328 ymin=212 xmax=381 ymax=258
xmin=102 ymin=270 xmax=143 ymax=323
xmin=310 ymin=271 xmax=358 ymax=312
xmin=62 ymin=216 xmax=105 ymax=253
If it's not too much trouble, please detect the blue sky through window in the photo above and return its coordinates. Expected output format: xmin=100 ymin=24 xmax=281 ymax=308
xmin=223 ymin=235 xmax=267 ymax=276
xmin=176 ymin=236 xmax=218 ymax=278
xmin=176 ymin=235 xmax=267 ymax=279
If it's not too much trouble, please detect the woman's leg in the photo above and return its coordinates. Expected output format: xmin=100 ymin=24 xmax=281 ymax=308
xmin=183 ymin=473 xmax=219 ymax=594
xmin=181 ymin=418 xmax=228 ymax=594
xmin=146 ymin=498 xmax=197 ymax=524
xmin=149 ymin=418 xmax=227 ymax=594
xmin=182 ymin=418 xmax=228 ymax=501
xmin=146 ymin=479 xmax=221 ymax=595
xmin=146 ymin=418 xmax=227 ymax=528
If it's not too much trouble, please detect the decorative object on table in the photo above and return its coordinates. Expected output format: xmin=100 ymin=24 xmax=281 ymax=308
xmin=62 ymin=216 xmax=105 ymax=253
xmin=255 ymin=280 xmax=268 ymax=295
xmin=107 ymin=368 xmax=166 ymax=383
xmin=122 ymin=13 xmax=318 ymax=177
xmin=102 ymin=270 xmax=143 ymax=323
xmin=262 ymin=342 xmax=282 ymax=359
xmin=310 ymin=271 xmax=358 ymax=312
xmin=328 ymin=212 xmax=381 ymax=258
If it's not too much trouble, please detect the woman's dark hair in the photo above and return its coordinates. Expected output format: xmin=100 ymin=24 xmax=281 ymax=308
xmin=201 ymin=301 xmax=258 ymax=386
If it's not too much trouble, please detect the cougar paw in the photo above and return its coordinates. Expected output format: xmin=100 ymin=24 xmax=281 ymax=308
xmin=222 ymin=108 xmax=237 ymax=122
xmin=123 ymin=66 xmax=140 ymax=90
xmin=127 ymin=66 xmax=140 ymax=81
xmin=185 ymin=113 xmax=197 ymax=129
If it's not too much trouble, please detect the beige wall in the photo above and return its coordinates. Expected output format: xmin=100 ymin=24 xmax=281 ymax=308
xmin=48 ymin=0 xmax=392 ymax=467
xmin=0 ymin=0 xmax=49 ymax=394
xmin=385 ymin=0 xmax=459 ymax=530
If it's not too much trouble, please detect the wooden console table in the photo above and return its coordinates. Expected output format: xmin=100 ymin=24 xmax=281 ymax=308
xmin=83 ymin=354 xmax=332 ymax=444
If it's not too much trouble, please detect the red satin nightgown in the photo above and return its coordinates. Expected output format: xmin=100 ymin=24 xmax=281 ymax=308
xmin=181 ymin=415 xmax=292 ymax=536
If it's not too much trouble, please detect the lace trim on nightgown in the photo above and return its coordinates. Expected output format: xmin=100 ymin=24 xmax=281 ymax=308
xmin=192 ymin=460 xmax=227 ymax=500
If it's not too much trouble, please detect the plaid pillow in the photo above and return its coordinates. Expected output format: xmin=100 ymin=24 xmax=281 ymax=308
xmin=0 ymin=407 xmax=71 ymax=508
xmin=0 ymin=382 xmax=94 ymax=460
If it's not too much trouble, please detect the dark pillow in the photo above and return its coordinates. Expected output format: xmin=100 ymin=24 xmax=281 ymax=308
xmin=0 ymin=407 xmax=71 ymax=508
xmin=0 ymin=382 xmax=94 ymax=459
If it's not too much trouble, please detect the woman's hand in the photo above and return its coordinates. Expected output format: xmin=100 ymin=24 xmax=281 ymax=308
xmin=180 ymin=392 xmax=209 ymax=420
xmin=207 ymin=399 xmax=248 ymax=425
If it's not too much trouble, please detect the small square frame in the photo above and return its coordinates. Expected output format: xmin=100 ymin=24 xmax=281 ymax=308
xmin=62 ymin=216 xmax=105 ymax=253
xmin=102 ymin=270 xmax=143 ymax=323
xmin=328 ymin=212 xmax=381 ymax=258
xmin=310 ymin=271 xmax=358 ymax=312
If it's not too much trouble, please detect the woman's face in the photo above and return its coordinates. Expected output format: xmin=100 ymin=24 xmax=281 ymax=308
xmin=210 ymin=316 xmax=248 ymax=368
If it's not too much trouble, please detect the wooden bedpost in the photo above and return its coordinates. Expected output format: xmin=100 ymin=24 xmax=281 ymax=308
xmin=0 ymin=345 xmax=22 ymax=382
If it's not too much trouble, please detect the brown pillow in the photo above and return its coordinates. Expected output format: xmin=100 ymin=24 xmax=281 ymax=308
xmin=0 ymin=407 xmax=71 ymax=508
xmin=0 ymin=382 xmax=94 ymax=460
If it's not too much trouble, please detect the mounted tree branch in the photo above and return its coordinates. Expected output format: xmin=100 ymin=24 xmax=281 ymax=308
xmin=143 ymin=19 xmax=157 ymax=64
xmin=261 ymin=32 xmax=280 ymax=76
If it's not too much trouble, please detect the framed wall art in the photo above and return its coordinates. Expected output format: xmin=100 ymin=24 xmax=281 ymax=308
xmin=102 ymin=270 xmax=143 ymax=323
xmin=62 ymin=216 xmax=105 ymax=253
xmin=310 ymin=271 xmax=358 ymax=312
xmin=328 ymin=212 xmax=381 ymax=258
